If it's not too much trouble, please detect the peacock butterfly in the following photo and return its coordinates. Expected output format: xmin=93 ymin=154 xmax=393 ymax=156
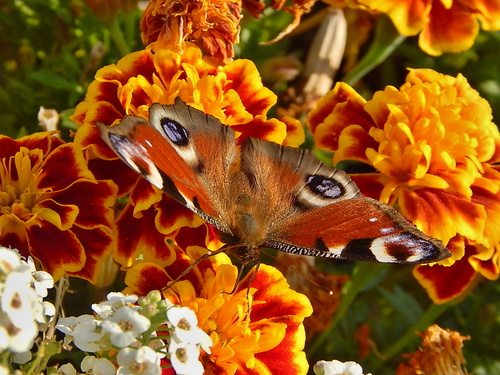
xmin=97 ymin=98 xmax=451 ymax=269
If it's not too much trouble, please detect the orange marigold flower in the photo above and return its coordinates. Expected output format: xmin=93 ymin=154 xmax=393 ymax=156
xmin=0 ymin=132 xmax=117 ymax=282
xmin=71 ymin=45 xmax=303 ymax=267
xmin=124 ymin=248 xmax=313 ymax=375
xmin=307 ymin=68 xmax=500 ymax=303
xmin=357 ymin=0 xmax=500 ymax=55
xmin=396 ymin=324 xmax=470 ymax=375
xmin=140 ymin=0 xmax=242 ymax=62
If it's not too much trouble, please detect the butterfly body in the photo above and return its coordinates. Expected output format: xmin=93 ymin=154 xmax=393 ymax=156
xmin=98 ymin=98 xmax=451 ymax=266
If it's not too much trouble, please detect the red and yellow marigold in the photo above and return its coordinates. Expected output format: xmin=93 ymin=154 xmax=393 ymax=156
xmin=0 ymin=132 xmax=116 ymax=282
xmin=307 ymin=68 xmax=500 ymax=303
xmin=124 ymin=247 xmax=313 ymax=375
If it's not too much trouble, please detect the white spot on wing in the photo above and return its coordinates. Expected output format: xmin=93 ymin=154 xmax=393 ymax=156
xmin=327 ymin=246 xmax=344 ymax=257
xmin=369 ymin=217 xmax=378 ymax=222
xmin=116 ymin=142 xmax=164 ymax=190
xmin=380 ymin=227 xmax=396 ymax=235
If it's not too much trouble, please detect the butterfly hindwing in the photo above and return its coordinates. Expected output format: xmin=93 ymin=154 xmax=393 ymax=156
xmin=264 ymin=197 xmax=449 ymax=263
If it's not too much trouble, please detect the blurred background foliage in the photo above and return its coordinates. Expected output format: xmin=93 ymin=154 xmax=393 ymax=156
xmin=0 ymin=1 xmax=499 ymax=374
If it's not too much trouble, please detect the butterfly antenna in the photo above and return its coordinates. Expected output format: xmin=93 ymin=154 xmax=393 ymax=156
xmin=262 ymin=250 xmax=334 ymax=296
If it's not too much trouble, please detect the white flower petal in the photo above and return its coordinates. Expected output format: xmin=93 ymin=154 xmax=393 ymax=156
xmin=81 ymin=356 xmax=116 ymax=375
xmin=116 ymin=347 xmax=161 ymax=375
xmin=168 ymin=340 xmax=205 ymax=375
xmin=313 ymin=360 xmax=367 ymax=375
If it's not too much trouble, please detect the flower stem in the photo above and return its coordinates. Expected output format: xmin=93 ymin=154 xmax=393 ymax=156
xmin=109 ymin=17 xmax=130 ymax=56
xmin=309 ymin=262 xmax=387 ymax=355
xmin=343 ymin=15 xmax=406 ymax=86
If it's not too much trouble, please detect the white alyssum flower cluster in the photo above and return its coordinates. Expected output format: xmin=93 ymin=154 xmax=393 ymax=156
xmin=56 ymin=290 xmax=213 ymax=375
xmin=0 ymin=246 xmax=55 ymax=355
xmin=314 ymin=359 xmax=373 ymax=375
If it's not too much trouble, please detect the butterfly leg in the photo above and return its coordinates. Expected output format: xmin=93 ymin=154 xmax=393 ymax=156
xmin=161 ymin=245 xmax=230 ymax=295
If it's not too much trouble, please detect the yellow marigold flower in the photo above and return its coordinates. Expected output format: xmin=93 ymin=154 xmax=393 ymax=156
xmin=124 ymin=248 xmax=313 ymax=375
xmin=140 ymin=0 xmax=242 ymax=62
xmin=357 ymin=0 xmax=500 ymax=55
xmin=396 ymin=324 xmax=470 ymax=375
xmin=307 ymin=68 xmax=500 ymax=303
xmin=0 ymin=132 xmax=117 ymax=282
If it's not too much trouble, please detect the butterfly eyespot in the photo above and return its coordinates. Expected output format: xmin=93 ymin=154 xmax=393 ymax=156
xmin=305 ymin=175 xmax=345 ymax=199
xmin=161 ymin=117 xmax=190 ymax=146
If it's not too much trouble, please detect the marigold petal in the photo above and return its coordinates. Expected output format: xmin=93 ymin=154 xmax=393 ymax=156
xmin=308 ymin=82 xmax=370 ymax=142
xmin=419 ymin=1 xmax=479 ymax=55
xmin=413 ymin=242 xmax=479 ymax=303
xmin=280 ymin=116 xmax=305 ymax=147
xmin=36 ymin=200 xmax=79 ymax=231
xmin=399 ymin=188 xmax=486 ymax=245
xmin=67 ymin=226 xmax=114 ymax=283
xmin=25 ymin=221 xmax=85 ymax=281
xmin=52 ymin=179 xmax=117 ymax=229
xmin=333 ymin=125 xmax=377 ymax=164
xmin=0 ymin=132 xmax=63 ymax=159
xmin=350 ymin=173 xmax=387 ymax=199
xmin=469 ymin=247 xmax=500 ymax=280
xmin=360 ymin=0 xmax=431 ymax=35
xmin=474 ymin=0 xmax=500 ymax=30
xmin=222 ymin=60 xmax=277 ymax=117
xmin=124 ymin=261 xmax=171 ymax=295
xmin=114 ymin=203 xmax=177 ymax=267
xmin=232 ymin=116 xmax=288 ymax=144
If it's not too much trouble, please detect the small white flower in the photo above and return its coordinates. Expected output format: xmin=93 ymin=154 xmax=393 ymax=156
xmin=168 ymin=339 xmax=205 ymax=375
xmin=167 ymin=306 xmax=212 ymax=352
xmin=73 ymin=318 xmax=104 ymax=352
xmin=0 ymin=365 xmax=9 ymax=375
xmin=27 ymin=257 xmax=54 ymax=298
xmin=116 ymin=346 xmax=161 ymax=375
xmin=56 ymin=314 xmax=96 ymax=347
xmin=57 ymin=363 xmax=77 ymax=375
xmin=81 ymin=356 xmax=116 ymax=375
xmin=0 ymin=247 xmax=22 ymax=276
xmin=313 ymin=360 xmax=372 ymax=375
xmin=56 ymin=314 xmax=95 ymax=336
xmin=101 ymin=306 xmax=151 ymax=348
xmin=2 ymin=312 xmax=38 ymax=353
xmin=1 ymin=269 xmax=39 ymax=328
xmin=92 ymin=292 xmax=139 ymax=319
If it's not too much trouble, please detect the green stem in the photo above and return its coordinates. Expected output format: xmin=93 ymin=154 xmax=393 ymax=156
xmin=372 ymin=300 xmax=454 ymax=369
xmin=109 ymin=17 xmax=130 ymax=56
xmin=123 ymin=10 xmax=139 ymax=50
xmin=343 ymin=15 xmax=406 ymax=86
xmin=308 ymin=262 xmax=387 ymax=355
